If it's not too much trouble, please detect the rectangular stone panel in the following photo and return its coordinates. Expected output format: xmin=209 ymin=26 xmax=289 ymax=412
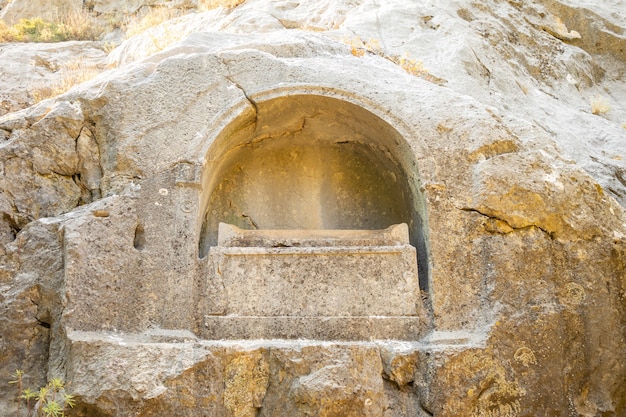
xmin=201 ymin=223 xmax=425 ymax=340
xmin=209 ymin=246 xmax=420 ymax=317
xmin=201 ymin=316 xmax=424 ymax=340
xmin=217 ymin=222 xmax=413 ymax=247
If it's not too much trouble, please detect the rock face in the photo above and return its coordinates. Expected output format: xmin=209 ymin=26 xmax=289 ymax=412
xmin=0 ymin=42 xmax=107 ymax=117
xmin=1 ymin=1 xmax=625 ymax=416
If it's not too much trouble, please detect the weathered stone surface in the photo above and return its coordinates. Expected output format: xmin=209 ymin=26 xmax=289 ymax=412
xmin=1 ymin=1 xmax=625 ymax=416
xmin=0 ymin=99 xmax=98 ymax=240
xmin=107 ymin=0 xmax=626 ymax=208
xmin=202 ymin=223 xmax=425 ymax=340
xmin=0 ymin=42 xmax=107 ymax=117
xmin=0 ymin=218 xmax=66 ymax=409
xmin=63 ymin=333 xmax=428 ymax=417
xmin=85 ymin=0 xmax=195 ymax=17
xmin=213 ymin=252 xmax=413 ymax=313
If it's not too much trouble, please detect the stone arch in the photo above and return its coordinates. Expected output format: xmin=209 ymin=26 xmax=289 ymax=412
xmin=198 ymin=92 xmax=430 ymax=289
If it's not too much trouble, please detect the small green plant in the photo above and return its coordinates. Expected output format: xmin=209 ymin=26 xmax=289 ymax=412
xmin=9 ymin=370 xmax=75 ymax=417
xmin=42 ymin=401 xmax=62 ymax=417
xmin=590 ymin=96 xmax=611 ymax=115
xmin=20 ymin=388 xmax=37 ymax=417
xmin=9 ymin=370 xmax=24 ymax=417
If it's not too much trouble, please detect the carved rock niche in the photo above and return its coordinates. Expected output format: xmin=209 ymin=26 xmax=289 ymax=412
xmin=198 ymin=94 xmax=430 ymax=340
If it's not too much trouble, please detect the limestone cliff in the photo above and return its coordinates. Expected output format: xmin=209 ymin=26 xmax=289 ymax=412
xmin=1 ymin=1 xmax=625 ymax=416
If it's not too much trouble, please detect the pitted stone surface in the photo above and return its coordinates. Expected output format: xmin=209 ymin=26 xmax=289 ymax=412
xmin=0 ymin=1 xmax=625 ymax=416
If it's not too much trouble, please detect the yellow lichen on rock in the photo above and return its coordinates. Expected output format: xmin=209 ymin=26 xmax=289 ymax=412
xmin=430 ymin=350 xmax=526 ymax=417
xmin=223 ymin=350 xmax=270 ymax=417
xmin=513 ymin=347 xmax=537 ymax=367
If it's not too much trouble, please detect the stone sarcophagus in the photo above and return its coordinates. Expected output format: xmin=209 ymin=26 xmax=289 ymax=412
xmin=193 ymin=93 xmax=431 ymax=341
xmin=201 ymin=223 xmax=426 ymax=340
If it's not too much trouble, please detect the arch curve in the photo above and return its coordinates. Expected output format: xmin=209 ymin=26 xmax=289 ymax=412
xmin=198 ymin=93 xmax=430 ymax=289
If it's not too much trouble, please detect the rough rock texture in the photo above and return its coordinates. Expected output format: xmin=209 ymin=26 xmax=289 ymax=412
xmin=0 ymin=42 xmax=107 ymax=117
xmin=107 ymin=0 xmax=626 ymax=208
xmin=0 ymin=0 xmax=197 ymax=23
xmin=1 ymin=1 xmax=625 ymax=416
xmin=84 ymin=0 xmax=196 ymax=17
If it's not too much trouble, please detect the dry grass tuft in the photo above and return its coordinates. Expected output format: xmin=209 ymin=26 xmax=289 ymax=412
xmin=345 ymin=37 xmax=380 ymax=57
xmin=30 ymin=60 xmax=102 ymax=103
xmin=121 ymin=7 xmax=192 ymax=56
xmin=394 ymin=53 xmax=429 ymax=78
xmin=122 ymin=0 xmax=245 ymax=38
xmin=343 ymin=37 xmax=439 ymax=82
xmin=0 ymin=9 xmax=106 ymax=42
xmin=124 ymin=7 xmax=184 ymax=39
xmin=145 ymin=26 xmax=187 ymax=55
xmin=198 ymin=0 xmax=246 ymax=12
xmin=590 ymin=96 xmax=611 ymax=115
xmin=122 ymin=12 xmax=186 ymax=57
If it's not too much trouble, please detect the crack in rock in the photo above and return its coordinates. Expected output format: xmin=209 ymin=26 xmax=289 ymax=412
xmin=461 ymin=206 xmax=554 ymax=238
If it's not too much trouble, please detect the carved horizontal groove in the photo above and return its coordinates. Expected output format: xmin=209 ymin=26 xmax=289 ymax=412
xmin=219 ymin=247 xmax=409 ymax=256
xmin=206 ymin=315 xmax=421 ymax=318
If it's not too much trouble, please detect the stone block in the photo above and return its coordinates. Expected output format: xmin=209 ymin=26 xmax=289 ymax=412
xmin=201 ymin=223 xmax=425 ymax=340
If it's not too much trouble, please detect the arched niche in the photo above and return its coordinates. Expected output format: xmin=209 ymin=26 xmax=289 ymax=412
xmin=198 ymin=93 xmax=429 ymax=289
